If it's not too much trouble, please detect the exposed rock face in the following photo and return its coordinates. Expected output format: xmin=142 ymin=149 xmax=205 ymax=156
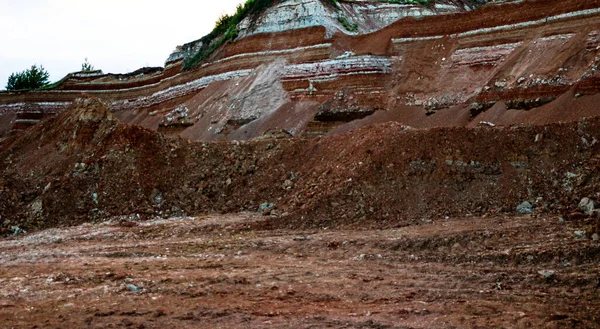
xmin=236 ymin=0 xmax=466 ymax=38
xmin=1 ymin=0 xmax=599 ymax=141
xmin=168 ymin=0 xmax=470 ymax=62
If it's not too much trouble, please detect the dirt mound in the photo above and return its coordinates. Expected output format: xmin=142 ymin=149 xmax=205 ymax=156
xmin=1 ymin=97 xmax=600 ymax=234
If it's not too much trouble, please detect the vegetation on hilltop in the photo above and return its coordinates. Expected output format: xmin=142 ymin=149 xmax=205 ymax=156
xmin=182 ymin=0 xmax=273 ymax=70
xmin=81 ymin=58 xmax=95 ymax=72
xmin=5 ymin=65 xmax=50 ymax=91
xmin=182 ymin=0 xmax=341 ymax=70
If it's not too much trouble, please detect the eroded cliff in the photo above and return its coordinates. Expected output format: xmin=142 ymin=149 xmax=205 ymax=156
xmin=4 ymin=0 xmax=598 ymax=142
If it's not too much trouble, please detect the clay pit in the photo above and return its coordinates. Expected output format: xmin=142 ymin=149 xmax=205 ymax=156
xmin=1 ymin=0 xmax=600 ymax=328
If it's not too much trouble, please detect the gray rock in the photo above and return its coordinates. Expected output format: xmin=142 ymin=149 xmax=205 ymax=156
xmin=293 ymin=236 xmax=311 ymax=241
xmin=30 ymin=198 xmax=43 ymax=215
xmin=258 ymin=203 xmax=275 ymax=212
xmin=126 ymin=284 xmax=141 ymax=293
xmin=574 ymin=231 xmax=586 ymax=239
xmin=565 ymin=172 xmax=578 ymax=179
xmin=578 ymin=198 xmax=595 ymax=216
xmin=592 ymin=233 xmax=599 ymax=242
xmin=150 ymin=189 xmax=163 ymax=206
xmin=516 ymin=201 xmax=533 ymax=214
xmin=560 ymin=260 xmax=571 ymax=267
xmin=538 ymin=270 xmax=556 ymax=280
xmin=10 ymin=226 xmax=26 ymax=236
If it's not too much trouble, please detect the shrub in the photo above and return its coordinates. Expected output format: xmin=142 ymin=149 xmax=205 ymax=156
xmin=181 ymin=0 xmax=354 ymax=70
xmin=81 ymin=58 xmax=95 ymax=72
xmin=338 ymin=16 xmax=358 ymax=32
xmin=183 ymin=0 xmax=279 ymax=70
xmin=5 ymin=64 xmax=50 ymax=91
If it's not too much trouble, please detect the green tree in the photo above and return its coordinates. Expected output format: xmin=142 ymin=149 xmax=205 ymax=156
xmin=6 ymin=64 xmax=50 ymax=91
xmin=81 ymin=58 xmax=95 ymax=72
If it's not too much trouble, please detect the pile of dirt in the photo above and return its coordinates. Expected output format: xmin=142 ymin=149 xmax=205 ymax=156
xmin=1 ymin=97 xmax=599 ymax=234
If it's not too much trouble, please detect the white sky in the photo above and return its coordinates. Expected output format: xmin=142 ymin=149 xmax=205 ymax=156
xmin=0 ymin=0 xmax=246 ymax=89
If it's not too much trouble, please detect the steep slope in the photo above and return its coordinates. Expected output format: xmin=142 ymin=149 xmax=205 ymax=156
xmin=2 ymin=0 xmax=598 ymax=141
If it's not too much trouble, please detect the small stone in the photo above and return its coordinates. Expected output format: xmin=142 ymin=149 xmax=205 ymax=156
xmin=574 ymin=231 xmax=586 ymax=239
xmin=494 ymin=81 xmax=507 ymax=88
xmin=479 ymin=121 xmax=496 ymax=127
xmin=565 ymin=172 xmax=578 ymax=179
xmin=10 ymin=226 xmax=26 ymax=236
xmin=592 ymin=233 xmax=599 ymax=242
xmin=293 ymin=236 xmax=311 ymax=241
xmin=258 ymin=203 xmax=275 ymax=212
xmin=282 ymin=180 xmax=294 ymax=189
xmin=516 ymin=201 xmax=533 ymax=214
xmin=538 ymin=270 xmax=556 ymax=280
xmin=126 ymin=284 xmax=141 ymax=293
xmin=578 ymin=198 xmax=595 ymax=216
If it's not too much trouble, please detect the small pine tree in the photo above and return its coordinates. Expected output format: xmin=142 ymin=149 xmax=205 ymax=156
xmin=5 ymin=64 xmax=50 ymax=91
xmin=81 ymin=58 xmax=95 ymax=72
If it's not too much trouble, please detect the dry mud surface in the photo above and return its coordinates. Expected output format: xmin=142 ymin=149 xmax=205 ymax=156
xmin=1 ymin=213 xmax=599 ymax=328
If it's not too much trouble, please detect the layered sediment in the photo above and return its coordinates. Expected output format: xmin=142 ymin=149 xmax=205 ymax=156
xmin=0 ymin=0 xmax=598 ymax=140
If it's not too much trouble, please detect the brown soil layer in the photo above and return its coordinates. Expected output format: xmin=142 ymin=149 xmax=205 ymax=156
xmin=1 ymin=213 xmax=598 ymax=328
xmin=1 ymin=98 xmax=600 ymax=233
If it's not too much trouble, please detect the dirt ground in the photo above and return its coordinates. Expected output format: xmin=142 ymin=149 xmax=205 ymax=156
xmin=1 ymin=213 xmax=598 ymax=328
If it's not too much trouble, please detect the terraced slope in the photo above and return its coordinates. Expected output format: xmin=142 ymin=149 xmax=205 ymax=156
xmin=1 ymin=3 xmax=599 ymax=327
xmin=1 ymin=0 xmax=598 ymax=140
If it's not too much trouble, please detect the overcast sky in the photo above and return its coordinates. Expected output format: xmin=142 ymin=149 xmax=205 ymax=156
xmin=0 ymin=0 xmax=246 ymax=89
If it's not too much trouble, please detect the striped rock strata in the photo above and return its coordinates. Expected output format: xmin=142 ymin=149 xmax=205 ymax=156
xmin=1 ymin=0 xmax=599 ymax=140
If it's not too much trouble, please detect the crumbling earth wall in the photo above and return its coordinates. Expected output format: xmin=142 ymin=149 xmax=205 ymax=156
xmin=1 ymin=98 xmax=599 ymax=233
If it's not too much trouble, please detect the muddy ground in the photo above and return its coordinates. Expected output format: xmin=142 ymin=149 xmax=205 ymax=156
xmin=1 ymin=213 xmax=599 ymax=328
